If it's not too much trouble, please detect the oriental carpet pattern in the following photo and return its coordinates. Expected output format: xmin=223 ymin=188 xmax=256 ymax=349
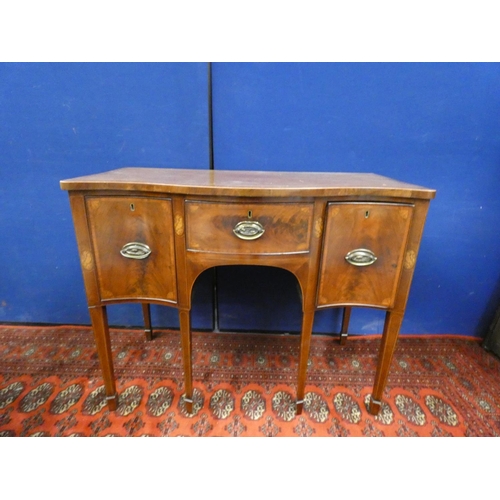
xmin=0 ymin=325 xmax=499 ymax=437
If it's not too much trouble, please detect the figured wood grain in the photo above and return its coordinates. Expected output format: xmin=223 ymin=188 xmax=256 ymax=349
xmin=68 ymin=194 xmax=101 ymax=306
xmin=317 ymin=202 xmax=413 ymax=308
xmin=185 ymin=201 xmax=314 ymax=255
xmin=86 ymin=196 xmax=177 ymax=303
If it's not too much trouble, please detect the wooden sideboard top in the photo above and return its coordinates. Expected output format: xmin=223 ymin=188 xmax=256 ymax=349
xmin=60 ymin=167 xmax=436 ymax=199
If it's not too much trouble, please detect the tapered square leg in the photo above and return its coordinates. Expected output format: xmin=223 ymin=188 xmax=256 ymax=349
xmin=368 ymin=310 xmax=404 ymax=415
xmin=142 ymin=303 xmax=153 ymax=341
xmin=179 ymin=308 xmax=193 ymax=414
xmin=340 ymin=307 xmax=351 ymax=345
xmin=89 ymin=306 xmax=117 ymax=411
xmin=296 ymin=310 xmax=315 ymax=415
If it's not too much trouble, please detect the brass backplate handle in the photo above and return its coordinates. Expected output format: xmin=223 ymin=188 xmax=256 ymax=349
xmin=120 ymin=242 xmax=152 ymax=259
xmin=233 ymin=220 xmax=265 ymax=240
xmin=345 ymin=248 xmax=377 ymax=267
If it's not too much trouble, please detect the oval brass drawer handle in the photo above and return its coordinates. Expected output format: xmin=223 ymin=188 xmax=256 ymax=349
xmin=345 ymin=248 xmax=377 ymax=267
xmin=233 ymin=220 xmax=265 ymax=240
xmin=120 ymin=242 xmax=152 ymax=259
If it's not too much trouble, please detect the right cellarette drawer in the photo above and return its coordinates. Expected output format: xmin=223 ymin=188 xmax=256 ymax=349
xmin=317 ymin=202 xmax=413 ymax=308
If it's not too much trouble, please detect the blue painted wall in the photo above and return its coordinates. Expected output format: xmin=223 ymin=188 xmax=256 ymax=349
xmin=2 ymin=62 xmax=499 ymax=338
xmin=0 ymin=62 xmax=213 ymax=329
xmin=212 ymin=63 xmax=500 ymax=337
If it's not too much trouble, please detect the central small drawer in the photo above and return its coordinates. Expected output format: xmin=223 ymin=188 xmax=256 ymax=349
xmin=185 ymin=201 xmax=314 ymax=255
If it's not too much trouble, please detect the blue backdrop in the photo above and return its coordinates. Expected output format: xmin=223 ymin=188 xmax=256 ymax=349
xmin=0 ymin=62 xmax=213 ymax=329
xmin=212 ymin=63 xmax=500 ymax=336
xmin=1 ymin=62 xmax=499 ymax=338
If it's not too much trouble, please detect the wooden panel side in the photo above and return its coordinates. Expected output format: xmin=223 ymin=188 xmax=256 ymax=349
xmin=68 ymin=193 xmax=101 ymax=306
xmin=391 ymin=199 xmax=432 ymax=312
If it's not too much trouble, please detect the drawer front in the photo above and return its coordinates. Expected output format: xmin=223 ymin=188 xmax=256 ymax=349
xmin=86 ymin=196 xmax=177 ymax=302
xmin=317 ymin=202 xmax=413 ymax=308
xmin=185 ymin=201 xmax=314 ymax=255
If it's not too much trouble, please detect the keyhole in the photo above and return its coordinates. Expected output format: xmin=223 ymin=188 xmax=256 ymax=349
xmin=248 ymin=210 xmax=252 ymax=219
xmin=365 ymin=210 xmax=370 ymax=218
xmin=130 ymin=203 xmax=135 ymax=211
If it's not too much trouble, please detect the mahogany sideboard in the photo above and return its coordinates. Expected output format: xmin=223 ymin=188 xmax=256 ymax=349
xmin=60 ymin=168 xmax=435 ymax=416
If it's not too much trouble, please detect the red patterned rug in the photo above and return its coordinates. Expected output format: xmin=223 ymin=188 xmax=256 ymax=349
xmin=0 ymin=324 xmax=498 ymax=437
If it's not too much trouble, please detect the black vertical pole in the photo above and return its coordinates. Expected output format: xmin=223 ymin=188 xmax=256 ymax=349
xmin=208 ymin=62 xmax=215 ymax=171
xmin=208 ymin=62 xmax=220 ymax=331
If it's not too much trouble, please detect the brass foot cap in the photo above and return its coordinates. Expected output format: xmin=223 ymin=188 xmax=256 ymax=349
xmin=368 ymin=396 xmax=381 ymax=416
